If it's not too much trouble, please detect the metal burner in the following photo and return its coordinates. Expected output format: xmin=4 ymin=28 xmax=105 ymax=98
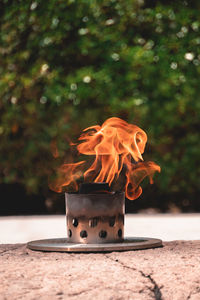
xmin=65 ymin=191 xmax=125 ymax=244
xmin=27 ymin=184 xmax=163 ymax=253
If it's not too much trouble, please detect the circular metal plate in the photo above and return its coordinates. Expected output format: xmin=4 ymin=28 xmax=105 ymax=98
xmin=27 ymin=237 xmax=162 ymax=252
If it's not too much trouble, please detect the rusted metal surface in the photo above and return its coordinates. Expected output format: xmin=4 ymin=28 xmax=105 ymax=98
xmin=65 ymin=192 xmax=125 ymax=244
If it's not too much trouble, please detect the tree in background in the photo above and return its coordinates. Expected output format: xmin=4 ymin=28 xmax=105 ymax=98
xmin=0 ymin=0 xmax=200 ymax=213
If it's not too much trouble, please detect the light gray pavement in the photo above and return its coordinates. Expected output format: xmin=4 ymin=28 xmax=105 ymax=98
xmin=0 ymin=214 xmax=200 ymax=243
xmin=1 ymin=241 xmax=200 ymax=300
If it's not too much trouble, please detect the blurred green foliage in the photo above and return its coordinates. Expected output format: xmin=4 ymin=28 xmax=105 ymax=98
xmin=0 ymin=0 xmax=200 ymax=211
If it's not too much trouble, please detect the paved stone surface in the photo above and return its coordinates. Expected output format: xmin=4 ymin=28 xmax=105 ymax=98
xmin=1 ymin=241 xmax=200 ymax=300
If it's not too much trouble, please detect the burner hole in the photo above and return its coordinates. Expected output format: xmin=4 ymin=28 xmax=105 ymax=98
xmin=80 ymin=230 xmax=87 ymax=238
xmin=72 ymin=218 xmax=78 ymax=227
xmin=118 ymin=229 xmax=122 ymax=238
xmin=89 ymin=218 xmax=98 ymax=228
xmin=68 ymin=229 xmax=72 ymax=237
xmin=109 ymin=217 xmax=115 ymax=227
xmin=99 ymin=230 xmax=107 ymax=238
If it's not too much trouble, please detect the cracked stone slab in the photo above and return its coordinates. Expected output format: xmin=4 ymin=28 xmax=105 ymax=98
xmin=0 ymin=241 xmax=200 ymax=300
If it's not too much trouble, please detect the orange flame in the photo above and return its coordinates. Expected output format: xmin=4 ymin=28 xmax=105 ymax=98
xmin=49 ymin=161 xmax=85 ymax=193
xmin=49 ymin=117 xmax=160 ymax=200
xmin=50 ymin=139 xmax=59 ymax=158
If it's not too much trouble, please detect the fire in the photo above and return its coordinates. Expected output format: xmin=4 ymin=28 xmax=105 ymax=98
xmin=49 ymin=161 xmax=85 ymax=193
xmin=49 ymin=117 xmax=160 ymax=200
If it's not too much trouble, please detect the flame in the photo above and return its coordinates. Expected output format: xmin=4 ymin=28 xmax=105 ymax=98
xmin=49 ymin=117 xmax=160 ymax=200
xmin=50 ymin=139 xmax=59 ymax=158
xmin=49 ymin=161 xmax=85 ymax=193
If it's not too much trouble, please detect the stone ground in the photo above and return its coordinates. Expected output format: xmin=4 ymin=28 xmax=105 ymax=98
xmin=1 ymin=241 xmax=200 ymax=300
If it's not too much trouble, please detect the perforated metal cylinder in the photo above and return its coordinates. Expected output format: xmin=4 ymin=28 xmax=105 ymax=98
xmin=65 ymin=192 xmax=125 ymax=244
